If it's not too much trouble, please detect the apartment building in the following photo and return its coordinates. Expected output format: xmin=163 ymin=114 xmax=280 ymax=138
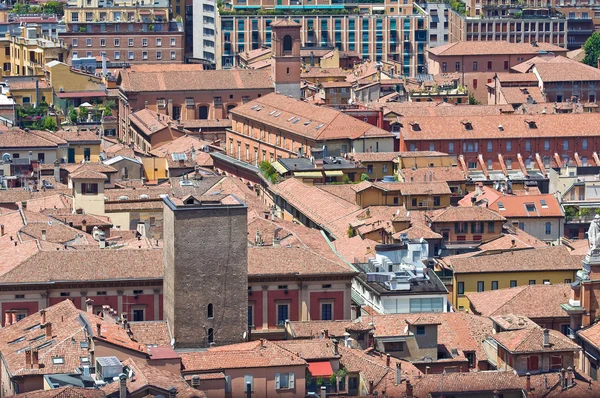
xmin=215 ymin=2 xmax=428 ymax=75
xmin=61 ymin=0 xmax=184 ymax=64
xmin=191 ymin=0 xmax=217 ymax=64
xmin=427 ymin=40 xmax=567 ymax=102
xmin=0 ymin=25 xmax=67 ymax=76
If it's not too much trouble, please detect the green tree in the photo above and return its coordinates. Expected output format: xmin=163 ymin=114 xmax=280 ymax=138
xmin=583 ymin=32 xmax=600 ymax=67
xmin=68 ymin=107 xmax=78 ymax=123
xmin=43 ymin=1 xmax=65 ymax=17
xmin=360 ymin=173 xmax=369 ymax=181
xmin=468 ymin=93 xmax=481 ymax=105
xmin=42 ymin=116 xmax=57 ymax=131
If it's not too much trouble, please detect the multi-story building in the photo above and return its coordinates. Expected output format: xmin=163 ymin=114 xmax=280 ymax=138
xmin=117 ymin=64 xmax=273 ymax=140
xmin=61 ymin=0 xmax=184 ymax=64
xmin=420 ymin=2 xmax=450 ymax=48
xmin=215 ymin=0 xmax=429 ymax=75
xmin=0 ymin=25 xmax=67 ymax=76
xmin=447 ymin=9 xmax=568 ymax=56
xmin=427 ymin=40 xmax=567 ymax=102
xmin=191 ymin=0 xmax=217 ymax=64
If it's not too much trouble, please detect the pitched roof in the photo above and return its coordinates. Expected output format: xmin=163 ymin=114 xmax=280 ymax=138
xmin=428 ymin=41 xmax=565 ymax=56
xmin=0 ymin=127 xmax=65 ymax=149
xmin=19 ymin=222 xmax=89 ymax=244
xmin=500 ymin=86 xmax=545 ymax=104
xmin=0 ymin=249 xmax=163 ymax=284
xmin=53 ymin=129 xmax=101 ymax=144
xmin=179 ymin=340 xmax=307 ymax=373
xmin=466 ymin=283 xmax=571 ymax=318
xmin=429 ymin=206 xmax=506 ymax=223
xmin=450 ymin=245 xmax=582 ymax=274
xmin=286 ymin=320 xmax=371 ymax=339
xmin=275 ymin=339 xmax=336 ymax=360
xmin=375 ymin=181 xmax=452 ymax=196
xmin=412 ymin=371 xmax=524 ymax=395
xmin=127 ymin=321 xmax=171 ymax=346
xmin=129 ymin=108 xmax=177 ymax=136
xmin=477 ymin=229 xmax=547 ymax=252
xmin=149 ymin=135 xmax=212 ymax=157
xmin=248 ymin=246 xmax=355 ymax=276
xmin=527 ymin=370 xmax=599 ymax=397
xmin=101 ymin=358 xmax=204 ymax=397
xmin=231 ymin=93 xmax=393 ymax=141
xmin=400 ymin=113 xmax=600 ymax=141
xmin=69 ymin=170 xmax=108 ymax=180
xmin=528 ymin=55 xmax=600 ymax=83
xmin=13 ymin=387 xmax=105 ymax=397
xmin=400 ymin=166 xmax=466 ymax=183
xmin=349 ymin=152 xmax=399 ymax=162
xmin=577 ymin=321 xmax=600 ymax=349
xmin=488 ymin=194 xmax=564 ymax=218
xmin=120 ymin=68 xmax=272 ymax=92
xmin=492 ymin=327 xmax=580 ymax=353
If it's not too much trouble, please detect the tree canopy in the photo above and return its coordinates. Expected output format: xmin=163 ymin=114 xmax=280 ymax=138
xmin=583 ymin=32 xmax=600 ymax=67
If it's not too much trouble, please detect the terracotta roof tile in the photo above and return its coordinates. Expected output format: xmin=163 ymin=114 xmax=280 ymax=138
xmin=401 ymin=113 xmax=600 ymax=141
xmin=180 ymin=340 xmax=307 ymax=372
xmin=23 ymin=194 xmax=72 ymax=213
xmin=577 ymin=322 xmax=600 ymax=349
xmin=8 ymin=79 xmax=51 ymax=91
xmin=19 ymin=222 xmax=90 ymax=244
xmin=53 ymin=129 xmax=101 ymax=143
xmin=248 ymin=246 xmax=355 ymax=276
xmin=527 ymin=370 xmax=599 ymax=397
xmin=13 ymin=386 xmax=105 ymax=397
xmin=428 ymin=41 xmax=565 ymax=56
xmin=450 ymin=246 xmax=581 ymax=274
xmin=349 ymin=152 xmax=398 ymax=162
xmin=373 ymin=181 xmax=451 ymax=196
xmin=231 ymin=93 xmax=393 ymax=141
xmin=429 ymin=206 xmax=506 ymax=223
xmin=500 ymin=86 xmax=545 ymax=104
xmin=467 ymin=283 xmax=571 ymax=318
xmin=412 ymin=371 xmax=524 ymax=395
xmin=400 ymin=166 xmax=466 ymax=183
xmin=477 ymin=229 xmax=547 ymax=252
xmin=287 ymin=320 xmax=371 ymax=339
xmin=127 ymin=321 xmax=171 ymax=347
xmin=120 ymin=67 xmax=272 ymax=92
xmin=70 ymin=170 xmax=107 ymax=180
xmin=0 ymin=127 xmax=65 ymax=149
xmin=275 ymin=340 xmax=336 ymax=360
xmin=129 ymin=108 xmax=181 ymax=136
xmin=492 ymin=327 xmax=580 ymax=353
xmin=488 ymin=194 xmax=563 ymax=218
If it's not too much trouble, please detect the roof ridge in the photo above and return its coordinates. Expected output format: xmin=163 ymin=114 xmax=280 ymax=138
xmin=488 ymin=286 xmax=528 ymax=316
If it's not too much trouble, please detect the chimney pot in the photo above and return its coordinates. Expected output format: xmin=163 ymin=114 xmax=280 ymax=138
xmin=324 ymin=329 xmax=329 ymax=339
xmin=386 ymin=353 xmax=391 ymax=367
xmin=543 ymin=328 xmax=550 ymax=347
xmin=40 ymin=309 xmax=46 ymax=325
xmin=406 ymin=380 xmax=414 ymax=397
xmin=191 ymin=375 xmax=201 ymax=389
xmin=45 ymin=322 xmax=52 ymax=339
xmin=4 ymin=311 xmax=10 ymax=326
xmin=369 ymin=380 xmax=374 ymax=394
xmin=32 ymin=349 xmax=39 ymax=369
xmin=86 ymin=298 xmax=94 ymax=313
xmin=333 ymin=339 xmax=339 ymax=356
xmin=25 ymin=349 xmax=32 ymax=369
xmin=395 ymin=363 xmax=402 ymax=385
xmin=96 ymin=323 xmax=102 ymax=337
xmin=526 ymin=372 xmax=531 ymax=392
xmin=119 ymin=373 xmax=127 ymax=398
xmin=11 ymin=310 xmax=17 ymax=325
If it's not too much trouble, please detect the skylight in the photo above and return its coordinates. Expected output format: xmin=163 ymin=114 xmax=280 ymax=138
xmin=8 ymin=336 xmax=25 ymax=345
xmin=497 ymin=202 xmax=505 ymax=210
xmin=316 ymin=124 xmax=325 ymax=130
xmin=525 ymin=203 xmax=537 ymax=212
xmin=287 ymin=116 xmax=295 ymax=122
xmin=52 ymin=357 xmax=65 ymax=365
xmin=540 ymin=200 xmax=548 ymax=208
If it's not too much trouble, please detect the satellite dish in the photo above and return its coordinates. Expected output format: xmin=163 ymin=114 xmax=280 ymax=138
xmin=243 ymin=331 xmax=247 ymax=340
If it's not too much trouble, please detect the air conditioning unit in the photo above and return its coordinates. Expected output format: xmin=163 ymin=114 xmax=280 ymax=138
xmin=95 ymin=357 xmax=122 ymax=381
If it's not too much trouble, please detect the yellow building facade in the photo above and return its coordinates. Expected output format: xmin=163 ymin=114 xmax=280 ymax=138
xmin=0 ymin=26 xmax=67 ymax=77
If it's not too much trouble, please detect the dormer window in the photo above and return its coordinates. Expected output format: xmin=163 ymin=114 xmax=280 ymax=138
xmin=461 ymin=120 xmax=473 ymax=130
xmin=409 ymin=122 xmax=420 ymax=132
xmin=525 ymin=119 xmax=537 ymax=129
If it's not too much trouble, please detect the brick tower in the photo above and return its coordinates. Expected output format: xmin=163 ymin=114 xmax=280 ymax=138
xmin=271 ymin=18 xmax=302 ymax=99
xmin=162 ymin=195 xmax=248 ymax=348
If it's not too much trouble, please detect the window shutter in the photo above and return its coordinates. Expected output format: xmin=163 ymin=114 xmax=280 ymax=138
xmin=275 ymin=373 xmax=280 ymax=389
xmin=289 ymin=372 xmax=295 ymax=389
xmin=454 ymin=222 xmax=459 ymax=233
xmin=470 ymin=222 xmax=475 ymax=233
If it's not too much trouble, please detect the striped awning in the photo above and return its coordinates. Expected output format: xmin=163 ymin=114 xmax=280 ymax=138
xmin=271 ymin=161 xmax=288 ymax=175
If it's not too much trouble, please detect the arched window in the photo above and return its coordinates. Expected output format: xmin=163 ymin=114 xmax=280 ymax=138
xmin=198 ymin=105 xmax=209 ymax=120
xmin=283 ymin=35 xmax=293 ymax=54
xmin=207 ymin=328 xmax=214 ymax=344
xmin=207 ymin=303 xmax=214 ymax=319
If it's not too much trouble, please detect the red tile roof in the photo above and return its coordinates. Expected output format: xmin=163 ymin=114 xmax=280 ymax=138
xmin=467 ymin=283 xmax=571 ymax=318
xmin=412 ymin=371 xmax=524 ymax=396
xmin=429 ymin=206 xmax=506 ymax=223
xmin=286 ymin=320 xmax=372 ymax=339
xmin=231 ymin=93 xmax=393 ymax=141
xmin=180 ymin=340 xmax=307 ymax=372
xmin=248 ymin=246 xmax=355 ymax=276
xmin=450 ymin=246 xmax=581 ymax=274
xmin=488 ymin=194 xmax=564 ymax=218
xmin=492 ymin=327 xmax=580 ymax=353
xmin=428 ymin=41 xmax=565 ymax=57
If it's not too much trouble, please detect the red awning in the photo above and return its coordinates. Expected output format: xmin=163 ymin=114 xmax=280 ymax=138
xmin=308 ymin=361 xmax=333 ymax=377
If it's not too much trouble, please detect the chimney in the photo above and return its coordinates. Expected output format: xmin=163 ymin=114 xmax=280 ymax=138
xmin=119 ymin=373 xmax=127 ymax=398
xmin=567 ymin=367 xmax=574 ymax=388
xmin=41 ymin=229 xmax=47 ymax=241
xmin=53 ymin=160 xmax=60 ymax=182
xmin=45 ymin=322 xmax=52 ymax=339
xmin=0 ymin=224 xmax=4 ymax=236
xmin=168 ymin=387 xmax=177 ymax=398
xmin=324 ymin=329 xmax=329 ymax=339
xmin=369 ymin=380 xmax=374 ymax=394
xmin=395 ymin=363 xmax=402 ymax=385
xmin=4 ymin=311 xmax=10 ymax=326
xmin=561 ymin=368 xmax=567 ymax=389
xmin=40 ymin=309 xmax=46 ymax=325
xmin=121 ymin=313 xmax=128 ymax=329
xmin=11 ymin=310 xmax=17 ymax=325
xmin=526 ymin=373 xmax=531 ymax=393
xmin=333 ymin=339 xmax=339 ymax=356
xmin=25 ymin=349 xmax=32 ymax=369
xmin=32 ymin=349 xmax=39 ymax=369
xmin=96 ymin=323 xmax=102 ymax=337
xmin=273 ymin=227 xmax=282 ymax=247
xmin=86 ymin=298 xmax=94 ymax=313
xmin=102 ymin=305 xmax=110 ymax=319
xmin=191 ymin=375 xmax=200 ymax=389
xmin=406 ymin=380 xmax=414 ymax=397
xmin=386 ymin=354 xmax=391 ymax=367
xmin=543 ymin=329 xmax=550 ymax=348
xmin=320 ymin=386 xmax=326 ymax=398
xmin=260 ymin=338 xmax=265 ymax=348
